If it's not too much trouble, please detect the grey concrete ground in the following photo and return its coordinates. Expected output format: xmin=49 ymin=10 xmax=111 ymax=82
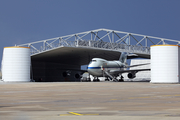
xmin=0 ymin=82 xmax=180 ymax=120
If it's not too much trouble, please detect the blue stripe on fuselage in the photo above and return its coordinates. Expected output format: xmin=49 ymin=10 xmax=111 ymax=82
xmin=88 ymin=67 xmax=123 ymax=69
xmin=87 ymin=67 xmax=101 ymax=69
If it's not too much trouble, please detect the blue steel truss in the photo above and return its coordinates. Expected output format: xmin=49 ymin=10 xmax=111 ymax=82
xmin=18 ymin=28 xmax=180 ymax=55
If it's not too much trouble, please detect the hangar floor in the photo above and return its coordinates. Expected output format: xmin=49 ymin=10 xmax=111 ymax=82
xmin=0 ymin=82 xmax=180 ymax=120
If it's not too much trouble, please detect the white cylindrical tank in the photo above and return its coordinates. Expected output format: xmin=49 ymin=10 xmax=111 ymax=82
xmin=1 ymin=46 xmax=31 ymax=82
xmin=150 ymin=45 xmax=180 ymax=83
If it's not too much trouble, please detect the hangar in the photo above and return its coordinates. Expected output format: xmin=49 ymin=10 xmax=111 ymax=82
xmin=1 ymin=28 xmax=180 ymax=82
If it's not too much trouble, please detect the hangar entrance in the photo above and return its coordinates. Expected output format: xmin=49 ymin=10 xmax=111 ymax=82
xmin=31 ymin=44 xmax=151 ymax=82
xmin=31 ymin=47 xmax=149 ymax=82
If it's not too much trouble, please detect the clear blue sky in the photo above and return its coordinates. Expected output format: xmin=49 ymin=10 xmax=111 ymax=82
xmin=1 ymin=0 xmax=180 ymax=67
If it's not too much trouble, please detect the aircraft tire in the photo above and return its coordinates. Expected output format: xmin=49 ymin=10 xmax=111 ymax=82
xmin=118 ymin=79 xmax=124 ymax=82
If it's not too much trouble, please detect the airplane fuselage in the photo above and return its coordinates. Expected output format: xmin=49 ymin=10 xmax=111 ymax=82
xmin=87 ymin=58 xmax=125 ymax=77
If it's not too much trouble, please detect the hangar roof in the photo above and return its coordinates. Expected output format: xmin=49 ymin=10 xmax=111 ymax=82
xmin=31 ymin=46 xmax=150 ymax=65
xmin=20 ymin=28 xmax=180 ymax=66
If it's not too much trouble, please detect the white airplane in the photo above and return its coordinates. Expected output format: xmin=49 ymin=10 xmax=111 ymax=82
xmin=87 ymin=52 xmax=150 ymax=82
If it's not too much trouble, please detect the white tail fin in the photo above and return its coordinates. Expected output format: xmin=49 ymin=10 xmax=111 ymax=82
xmin=119 ymin=38 xmax=129 ymax=63
xmin=119 ymin=52 xmax=128 ymax=63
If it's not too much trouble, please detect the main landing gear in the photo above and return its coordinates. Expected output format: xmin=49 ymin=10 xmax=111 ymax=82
xmin=118 ymin=75 xmax=124 ymax=82
xmin=105 ymin=77 xmax=110 ymax=81
xmin=93 ymin=77 xmax=100 ymax=82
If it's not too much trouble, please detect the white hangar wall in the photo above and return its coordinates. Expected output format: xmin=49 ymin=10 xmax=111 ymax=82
xmin=1 ymin=47 xmax=31 ymax=82
xmin=150 ymin=45 xmax=180 ymax=83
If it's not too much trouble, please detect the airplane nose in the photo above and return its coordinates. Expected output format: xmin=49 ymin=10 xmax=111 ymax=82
xmin=87 ymin=65 xmax=91 ymax=73
xmin=87 ymin=64 xmax=95 ymax=74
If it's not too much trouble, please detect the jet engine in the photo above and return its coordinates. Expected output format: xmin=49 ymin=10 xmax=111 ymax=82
xmin=62 ymin=71 xmax=71 ymax=77
xmin=62 ymin=71 xmax=82 ymax=79
xmin=127 ymin=73 xmax=136 ymax=79
xmin=75 ymin=73 xmax=81 ymax=79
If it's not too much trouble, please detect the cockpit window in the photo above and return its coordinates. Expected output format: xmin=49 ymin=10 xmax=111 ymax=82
xmin=89 ymin=60 xmax=97 ymax=64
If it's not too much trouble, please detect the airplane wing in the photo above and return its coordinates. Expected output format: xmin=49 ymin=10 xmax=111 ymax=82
xmin=57 ymin=68 xmax=86 ymax=72
xmin=126 ymin=63 xmax=150 ymax=68
xmin=119 ymin=69 xmax=150 ymax=74
xmin=109 ymin=69 xmax=150 ymax=74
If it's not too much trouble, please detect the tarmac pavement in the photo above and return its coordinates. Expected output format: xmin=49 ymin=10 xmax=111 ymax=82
xmin=0 ymin=82 xmax=180 ymax=120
